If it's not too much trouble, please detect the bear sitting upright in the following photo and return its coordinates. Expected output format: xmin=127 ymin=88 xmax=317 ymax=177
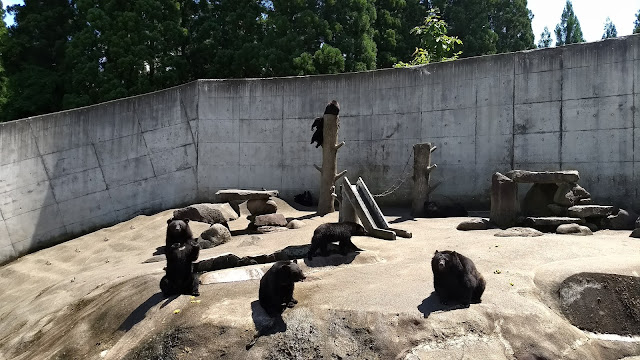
xmin=166 ymin=218 xmax=194 ymax=248
xmin=431 ymin=250 xmax=485 ymax=306
xmin=259 ymin=260 xmax=306 ymax=317
xmin=160 ymin=239 xmax=200 ymax=297
xmin=307 ymin=222 xmax=367 ymax=260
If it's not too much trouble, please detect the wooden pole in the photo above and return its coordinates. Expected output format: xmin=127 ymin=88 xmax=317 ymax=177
xmin=411 ymin=143 xmax=437 ymax=217
xmin=315 ymin=113 xmax=346 ymax=215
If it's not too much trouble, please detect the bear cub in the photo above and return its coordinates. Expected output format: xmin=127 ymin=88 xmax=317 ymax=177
xmin=307 ymin=222 xmax=367 ymax=260
xmin=431 ymin=250 xmax=485 ymax=306
xmin=160 ymin=239 xmax=200 ymax=297
xmin=166 ymin=218 xmax=194 ymax=248
xmin=259 ymin=260 xmax=306 ymax=317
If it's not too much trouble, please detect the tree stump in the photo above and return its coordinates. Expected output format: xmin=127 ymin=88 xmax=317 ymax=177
xmin=315 ymin=112 xmax=346 ymax=215
xmin=490 ymin=172 xmax=519 ymax=229
xmin=411 ymin=143 xmax=438 ymax=217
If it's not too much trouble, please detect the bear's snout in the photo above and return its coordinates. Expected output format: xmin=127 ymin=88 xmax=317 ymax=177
xmin=438 ymin=259 xmax=446 ymax=270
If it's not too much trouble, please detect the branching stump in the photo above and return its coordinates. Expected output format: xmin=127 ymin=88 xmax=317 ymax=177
xmin=411 ymin=143 xmax=438 ymax=217
xmin=315 ymin=108 xmax=346 ymax=216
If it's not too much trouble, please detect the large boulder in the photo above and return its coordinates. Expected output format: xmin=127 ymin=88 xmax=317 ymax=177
xmin=253 ymin=213 xmax=287 ymax=227
xmin=247 ymin=199 xmax=278 ymax=216
xmin=556 ymin=223 xmax=593 ymax=236
xmin=554 ymin=183 xmax=576 ymax=207
xmin=604 ymin=209 xmax=639 ymax=230
xmin=506 ymin=170 xmax=580 ymax=183
xmin=522 ymin=183 xmax=558 ymax=216
xmin=199 ymin=224 xmax=232 ymax=248
xmin=173 ymin=204 xmax=234 ymax=225
xmin=567 ymin=205 xmax=616 ymax=218
xmin=456 ymin=218 xmax=490 ymax=231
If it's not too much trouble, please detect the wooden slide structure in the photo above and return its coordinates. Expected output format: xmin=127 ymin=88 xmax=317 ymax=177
xmin=337 ymin=177 xmax=412 ymax=240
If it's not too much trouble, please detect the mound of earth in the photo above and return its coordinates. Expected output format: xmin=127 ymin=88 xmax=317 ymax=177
xmin=559 ymin=272 xmax=640 ymax=336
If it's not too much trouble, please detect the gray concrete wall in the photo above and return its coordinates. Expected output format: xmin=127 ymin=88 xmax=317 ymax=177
xmin=1 ymin=35 xmax=639 ymax=263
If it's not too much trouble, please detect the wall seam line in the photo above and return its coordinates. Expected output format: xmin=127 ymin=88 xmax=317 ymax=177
xmin=511 ymin=55 xmax=516 ymax=170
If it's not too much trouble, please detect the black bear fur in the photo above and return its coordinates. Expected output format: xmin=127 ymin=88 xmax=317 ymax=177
xmin=165 ymin=218 xmax=194 ymax=248
xmin=310 ymin=117 xmax=324 ymax=148
xmin=431 ymin=250 xmax=485 ymax=305
xmin=160 ymin=239 xmax=200 ymax=297
xmin=424 ymin=201 xmax=468 ymax=218
xmin=307 ymin=222 xmax=367 ymax=260
xmin=294 ymin=191 xmax=314 ymax=207
xmin=259 ymin=259 xmax=306 ymax=317
xmin=324 ymin=100 xmax=340 ymax=115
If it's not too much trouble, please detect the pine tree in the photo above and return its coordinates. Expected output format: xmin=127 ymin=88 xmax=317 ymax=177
xmin=538 ymin=26 xmax=552 ymax=48
xmin=602 ymin=17 xmax=617 ymax=39
xmin=554 ymin=0 xmax=584 ymax=46
xmin=0 ymin=1 xmax=9 ymax=119
xmin=430 ymin=0 xmax=498 ymax=57
xmin=490 ymin=0 xmax=535 ymax=53
xmin=633 ymin=10 xmax=640 ymax=34
xmin=2 ymin=0 xmax=75 ymax=120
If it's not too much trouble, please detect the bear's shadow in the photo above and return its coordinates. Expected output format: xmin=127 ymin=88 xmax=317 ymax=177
xmin=303 ymin=251 xmax=359 ymax=268
xmin=118 ymin=292 xmax=165 ymax=331
xmin=250 ymin=300 xmax=287 ymax=336
xmin=417 ymin=292 xmax=470 ymax=318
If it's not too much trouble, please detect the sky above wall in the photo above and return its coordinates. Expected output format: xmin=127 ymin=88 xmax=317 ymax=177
xmin=2 ymin=0 xmax=640 ymax=46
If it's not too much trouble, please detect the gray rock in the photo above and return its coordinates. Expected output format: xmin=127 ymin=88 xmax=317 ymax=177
xmin=199 ymin=224 xmax=232 ymax=248
xmin=215 ymin=189 xmax=279 ymax=202
xmin=556 ymin=223 xmax=593 ymax=236
xmin=523 ymin=217 xmax=585 ymax=227
xmin=630 ymin=229 xmax=640 ymax=238
xmin=173 ymin=204 xmax=231 ymax=225
xmin=456 ymin=218 xmax=490 ymax=231
xmin=253 ymin=213 xmax=287 ymax=227
xmin=256 ymin=226 xmax=288 ymax=234
xmin=247 ymin=199 xmax=278 ymax=216
xmin=584 ymin=222 xmax=598 ymax=232
xmin=576 ymin=198 xmax=593 ymax=205
xmin=567 ymin=205 xmax=615 ymax=218
xmin=547 ymin=204 xmax=568 ymax=216
xmin=286 ymin=220 xmax=306 ymax=229
xmin=522 ymin=183 xmax=558 ymax=217
xmin=494 ymin=227 xmax=543 ymax=237
xmin=636 ymin=217 xmax=640 ymax=229
xmin=506 ymin=170 xmax=580 ymax=184
xmin=554 ymin=183 xmax=576 ymax=207
xmin=605 ymin=209 xmax=639 ymax=230
xmin=239 ymin=235 xmax=263 ymax=247
xmin=571 ymin=184 xmax=590 ymax=200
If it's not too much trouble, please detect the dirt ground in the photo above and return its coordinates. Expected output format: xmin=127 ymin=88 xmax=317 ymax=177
xmin=1 ymin=198 xmax=640 ymax=360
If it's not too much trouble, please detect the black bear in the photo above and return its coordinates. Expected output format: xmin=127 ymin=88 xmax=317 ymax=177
xmin=424 ymin=201 xmax=468 ymax=218
xmin=294 ymin=191 xmax=314 ymax=207
xmin=324 ymin=100 xmax=340 ymax=115
xmin=431 ymin=250 xmax=485 ymax=305
xmin=166 ymin=218 xmax=194 ymax=248
xmin=310 ymin=117 xmax=324 ymax=148
xmin=259 ymin=260 xmax=306 ymax=317
xmin=160 ymin=239 xmax=200 ymax=297
xmin=307 ymin=222 xmax=367 ymax=260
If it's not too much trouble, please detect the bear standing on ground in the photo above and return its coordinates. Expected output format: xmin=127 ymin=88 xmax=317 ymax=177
xmin=431 ymin=250 xmax=485 ymax=305
xmin=307 ymin=222 xmax=367 ymax=260
xmin=166 ymin=218 xmax=194 ymax=248
xmin=160 ymin=239 xmax=200 ymax=297
xmin=259 ymin=260 xmax=306 ymax=317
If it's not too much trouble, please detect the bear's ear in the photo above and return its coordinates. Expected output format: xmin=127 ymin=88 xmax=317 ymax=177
xmin=292 ymin=259 xmax=298 ymax=264
xmin=434 ymin=250 xmax=439 ymax=254
xmin=167 ymin=218 xmax=173 ymax=224
xmin=183 ymin=219 xmax=190 ymax=223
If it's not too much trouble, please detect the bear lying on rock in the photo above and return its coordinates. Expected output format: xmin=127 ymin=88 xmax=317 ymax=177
xmin=431 ymin=250 xmax=485 ymax=306
xmin=307 ymin=222 xmax=367 ymax=260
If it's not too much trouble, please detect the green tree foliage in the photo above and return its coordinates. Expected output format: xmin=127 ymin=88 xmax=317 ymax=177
xmin=323 ymin=0 xmax=377 ymax=72
xmin=601 ymin=17 xmax=617 ymax=39
xmin=635 ymin=10 xmax=640 ymax=34
xmin=490 ymin=0 xmax=535 ymax=53
xmin=538 ymin=26 xmax=552 ymax=48
xmin=293 ymin=43 xmax=345 ymax=75
xmin=554 ymin=0 xmax=584 ymax=46
xmin=394 ymin=11 xmax=462 ymax=67
xmin=2 ymin=0 xmax=75 ymax=120
xmin=429 ymin=0 xmax=497 ymax=57
xmin=0 ymin=1 xmax=9 ymax=114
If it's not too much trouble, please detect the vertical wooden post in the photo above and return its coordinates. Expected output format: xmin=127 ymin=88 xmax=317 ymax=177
xmin=490 ymin=172 xmax=519 ymax=229
xmin=412 ymin=143 xmax=437 ymax=217
xmin=315 ymin=112 xmax=347 ymax=216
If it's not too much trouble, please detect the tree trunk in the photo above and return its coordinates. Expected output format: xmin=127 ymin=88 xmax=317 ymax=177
xmin=316 ymin=113 xmax=346 ymax=215
xmin=411 ymin=143 xmax=437 ymax=217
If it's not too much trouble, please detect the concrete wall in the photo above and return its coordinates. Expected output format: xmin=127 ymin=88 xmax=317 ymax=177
xmin=1 ymin=35 xmax=639 ymax=263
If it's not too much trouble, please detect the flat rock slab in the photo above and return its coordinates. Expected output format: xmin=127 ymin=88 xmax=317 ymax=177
xmin=200 ymin=265 xmax=267 ymax=285
xmin=256 ymin=226 xmax=288 ymax=234
xmin=567 ymin=205 xmax=615 ymax=218
xmin=506 ymin=170 xmax=580 ymax=184
xmin=494 ymin=227 xmax=543 ymax=237
xmin=173 ymin=204 xmax=234 ymax=224
xmin=214 ymin=189 xmax=279 ymax=202
xmin=523 ymin=217 xmax=585 ymax=227
xmin=456 ymin=218 xmax=490 ymax=231
xmin=556 ymin=223 xmax=593 ymax=236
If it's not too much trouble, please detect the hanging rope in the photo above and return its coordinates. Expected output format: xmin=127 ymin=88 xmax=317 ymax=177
xmin=372 ymin=150 xmax=414 ymax=197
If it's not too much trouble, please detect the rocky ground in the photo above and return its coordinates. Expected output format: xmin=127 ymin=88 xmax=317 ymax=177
xmin=0 ymin=198 xmax=639 ymax=360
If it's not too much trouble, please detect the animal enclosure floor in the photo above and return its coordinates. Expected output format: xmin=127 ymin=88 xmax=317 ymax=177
xmin=0 ymin=198 xmax=639 ymax=360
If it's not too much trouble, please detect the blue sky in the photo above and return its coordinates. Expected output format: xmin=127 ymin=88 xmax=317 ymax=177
xmin=3 ymin=0 xmax=640 ymax=45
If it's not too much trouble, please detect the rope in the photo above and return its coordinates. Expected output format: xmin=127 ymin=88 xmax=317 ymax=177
xmin=372 ymin=150 xmax=414 ymax=197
